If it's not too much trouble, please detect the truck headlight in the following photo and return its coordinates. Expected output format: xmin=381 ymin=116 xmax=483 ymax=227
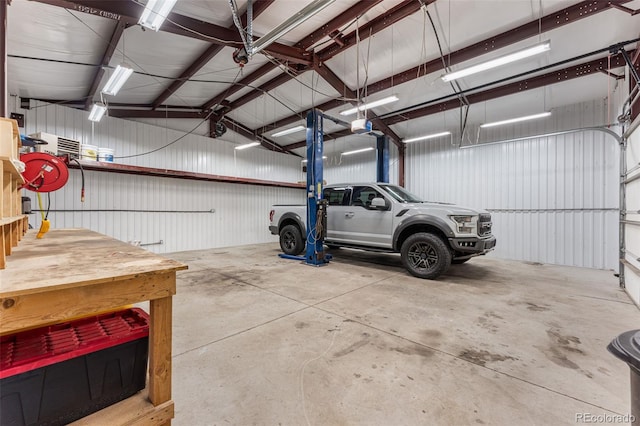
xmin=450 ymin=215 xmax=476 ymax=234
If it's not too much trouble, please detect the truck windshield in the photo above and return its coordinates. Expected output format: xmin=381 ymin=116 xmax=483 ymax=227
xmin=379 ymin=185 xmax=423 ymax=203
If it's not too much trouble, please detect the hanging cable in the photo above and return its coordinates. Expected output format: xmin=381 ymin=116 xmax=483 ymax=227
xmin=69 ymin=157 xmax=86 ymax=202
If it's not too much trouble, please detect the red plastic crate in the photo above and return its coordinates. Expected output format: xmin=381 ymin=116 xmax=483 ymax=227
xmin=0 ymin=308 xmax=149 ymax=379
xmin=0 ymin=308 xmax=150 ymax=426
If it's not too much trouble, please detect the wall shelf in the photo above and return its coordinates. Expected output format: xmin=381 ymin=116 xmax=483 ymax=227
xmin=69 ymin=160 xmax=305 ymax=189
xmin=1 ymin=118 xmax=28 ymax=269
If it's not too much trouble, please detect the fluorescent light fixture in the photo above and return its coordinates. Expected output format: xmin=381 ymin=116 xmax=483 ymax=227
xmin=442 ymin=40 xmax=551 ymax=82
xmin=101 ymin=64 xmax=134 ymax=96
xmin=339 ymin=95 xmax=399 ymax=116
xmin=342 ymin=147 xmax=374 ymax=156
xmin=138 ymin=0 xmax=178 ymax=31
xmin=235 ymin=141 xmax=261 ymax=150
xmin=480 ymin=111 xmax=552 ymax=128
xmin=403 ymin=131 xmax=451 ymax=143
xmin=271 ymin=125 xmax=306 ymax=137
xmin=250 ymin=0 xmax=335 ymax=56
xmin=88 ymin=102 xmax=107 ymax=122
xmin=301 ymin=156 xmax=327 ymax=163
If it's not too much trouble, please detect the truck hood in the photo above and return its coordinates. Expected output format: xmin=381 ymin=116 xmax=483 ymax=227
xmin=402 ymin=202 xmax=489 ymax=216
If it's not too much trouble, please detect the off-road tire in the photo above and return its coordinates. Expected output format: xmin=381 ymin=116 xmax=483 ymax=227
xmin=400 ymin=232 xmax=452 ymax=279
xmin=279 ymin=224 xmax=305 ymax=255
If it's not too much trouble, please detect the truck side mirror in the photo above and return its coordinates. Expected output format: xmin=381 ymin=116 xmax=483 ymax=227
xmin=370 ymin=197 xmax=388 ymax=210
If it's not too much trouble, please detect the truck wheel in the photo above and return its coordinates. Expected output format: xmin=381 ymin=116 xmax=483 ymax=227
xmin=280 ymin=224 xmax=305 ymax=255
xmin=401 ymin=233 xmax=452 ymax=279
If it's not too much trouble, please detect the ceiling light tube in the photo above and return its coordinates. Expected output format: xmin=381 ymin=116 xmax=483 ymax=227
xmin=235 ymin=141 xmax=261 ymax=150
xmin=271 ymin=125 xmax=306 ymax=137
xmin=442 ymin=40 xmax=551 ymax=82
xmin=339 ymin=95 xmax=399 ymax=116
xmin=250 ymin=0 xmax=335 ymax=56
xmin=101 ymin=64 xmax=134 ymax=96
xmin=403 ymin=131 xmax=451 ymax=143
xmin=480 ymin=111 xmax=552 ymax=128
xmin=139 ymin=0 xmax=178 ymax=31
xmin=342 ymin=147 xmax=374 ymax=156
xmin=88 ymin=102 xmax=107 ymax=122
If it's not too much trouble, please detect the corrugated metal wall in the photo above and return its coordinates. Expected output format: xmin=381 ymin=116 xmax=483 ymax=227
xmin=406 ymin=100 xmax=620 ymax=270
xmin=14 ymin=102 xmax=305 ymax=253
xmin=322 ymin=142 xmax=399 ymax=185
xmin=624 ymin=120 xmax=640 ymax=305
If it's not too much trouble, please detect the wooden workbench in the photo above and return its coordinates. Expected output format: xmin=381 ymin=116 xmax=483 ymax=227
xmin=0 ymin=228 xmax=187 ymax=425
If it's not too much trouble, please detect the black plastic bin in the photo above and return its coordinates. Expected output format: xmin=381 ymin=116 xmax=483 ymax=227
xmin=607 ymin=329 xmax=640 ymax=425
xmin=0 ymin=308 xmax=149 ymax=426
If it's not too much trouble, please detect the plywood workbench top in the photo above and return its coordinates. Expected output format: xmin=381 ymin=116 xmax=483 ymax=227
xmin=0 ymin=228 xmax=187 ymax=297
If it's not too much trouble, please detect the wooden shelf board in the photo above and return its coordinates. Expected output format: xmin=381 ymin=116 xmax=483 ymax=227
xmin=69 ymin=391 xmax=174 ymax=426
xmin=69 ymin=160 xmax=305 ymax=189
xmin=1 ymin=156 xmax=25 ymax=182
xmin=0 ymin=215 xmax=26 ymax=226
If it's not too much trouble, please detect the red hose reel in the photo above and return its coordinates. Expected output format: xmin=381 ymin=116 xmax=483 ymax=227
xmin=20 ymin=152 xmax=69 ymax=192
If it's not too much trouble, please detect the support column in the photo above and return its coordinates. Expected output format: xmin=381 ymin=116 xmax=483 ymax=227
xmin=0 ymin=0 xmax=8 ymax=118
xmin=376 ymin=134 xmax=389 ymax=183
xmin=305 ymin=109 xmax=327 ymax=266
xmin=398 ymin=143 xmax=406 ymax=187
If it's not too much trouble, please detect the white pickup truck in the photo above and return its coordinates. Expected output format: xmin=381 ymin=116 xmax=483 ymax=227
xmin=269 ymin=183 xmax=496 ymax=279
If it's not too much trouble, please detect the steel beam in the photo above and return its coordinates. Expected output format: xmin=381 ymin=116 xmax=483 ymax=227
xmin=225 ymin=71 xmax=298 ymax=111
xmin=267 ymin=0 xmax=628 ymax=133
xmin=257 ymin=98 xmax=344 ymax=133
xmin=151 ymin=0 xmax=275 ymax=110
xmin=382 ymin=52 xmax=629 ymax=126
xmin=316 ymin=0 xmax=426 ymax=61
xmin=313 ymin=61 xmax=402 ymax=148
xmin=222 ymin=117 xmax=289 ymax=154
xmin=107 ymin=109 xmax=208 ymax=119
xmin=296 ymin=0 xmax=384 ymax=50
xmin=201 ymin=62 xmax=278 ymax=110
xmin=84 ymin=20 xmax=126 ymax=110
xmin=284 ymin=128 xmax=353 ymax=151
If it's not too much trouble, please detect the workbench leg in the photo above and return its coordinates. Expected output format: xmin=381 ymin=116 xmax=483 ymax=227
xmin=149 ymin=295 xmax=173 ymax=425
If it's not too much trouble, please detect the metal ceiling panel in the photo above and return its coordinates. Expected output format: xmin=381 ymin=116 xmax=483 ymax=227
xmin=164 ymin=47 xmax=271 ymax=106
xmin=106 ymin=26 xmax=210 ymax=78
xmin=97 ymin=72 xmax=168 ymax=105
xmin=7 ymin=0 xmax=113 ymax=64
xmin=224 ymin=66 xmax=286 ymax=103
xmin=7 ymin=59 xmax=93 ymax=100
xmin=171 ymin=0 xmax=237 ymax=27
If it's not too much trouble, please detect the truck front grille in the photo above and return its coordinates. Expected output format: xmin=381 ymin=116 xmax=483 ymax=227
xmin=478 ymin=213 xmax=492 ymax=236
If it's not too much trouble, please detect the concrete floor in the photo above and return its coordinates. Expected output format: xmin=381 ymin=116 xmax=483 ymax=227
xmin=165 ymin=244 xmax=639 ymax=426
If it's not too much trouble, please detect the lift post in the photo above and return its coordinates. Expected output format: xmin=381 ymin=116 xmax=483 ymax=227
xmin=305 ymin=109 xmax=329 ymax=266
xmin=376 ymin=134 xmax=389 ymax=183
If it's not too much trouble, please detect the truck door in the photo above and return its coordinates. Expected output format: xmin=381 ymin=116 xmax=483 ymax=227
xmin=342 ymin=185 xmax=394 ymax=248
xmin=323 ymin=187 xmax=351 ymax=242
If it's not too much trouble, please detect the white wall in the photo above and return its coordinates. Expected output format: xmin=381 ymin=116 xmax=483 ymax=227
xmin=406 ymin=99 xmax=621 ymax=270
xmin=624 ymin=117 xmax=640 ymax=306
xmin=13 ymin=101 xmax=306 ymax=253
